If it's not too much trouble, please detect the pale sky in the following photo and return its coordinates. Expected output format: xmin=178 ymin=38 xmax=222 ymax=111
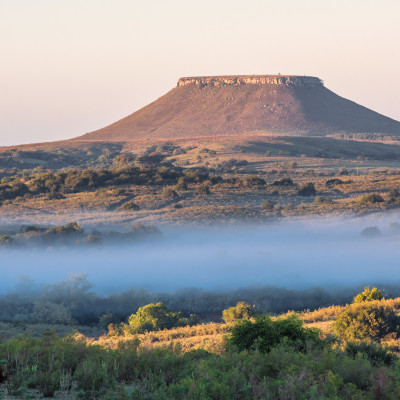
xmin=1 ymin=0 xmax=399 ymax=146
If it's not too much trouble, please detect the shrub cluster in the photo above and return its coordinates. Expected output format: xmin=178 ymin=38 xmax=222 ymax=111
xmin=0 ymin=166 xmax=223 ymax=202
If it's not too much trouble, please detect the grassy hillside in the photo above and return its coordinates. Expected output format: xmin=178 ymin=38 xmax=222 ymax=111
xmin=2 ymin=293 xmax=400 ymax=399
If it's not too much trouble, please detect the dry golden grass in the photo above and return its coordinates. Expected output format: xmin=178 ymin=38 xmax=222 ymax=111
xmin=94 ymin=323 xmax=228 ymax=354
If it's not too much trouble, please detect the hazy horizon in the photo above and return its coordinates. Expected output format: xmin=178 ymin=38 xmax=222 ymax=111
xmin=1 ymin=0 xmax=400 ymax=146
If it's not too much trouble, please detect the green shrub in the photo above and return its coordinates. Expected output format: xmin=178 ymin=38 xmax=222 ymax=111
xmin=45 ymin=191 xmax=65 ymax=200
xmin=297 ymin=182 xmax=316 ymax=196
xmin=260 ymin=199 xmax=275 ymax=210
xmin=227 ymin=314 xmax=322 ymax=353
xmin=162 ymin=187 xmax=178 ymax=199
xmin=353 ymin=287 xmax=384 ymax=303
xmin=358 ymin=193 xmax=384 ymax=204
xmin=314 ymin=196 xmax=332 ymax=204
xmin=345 ymin=341 xmax=396 ymax=366
xmin=120 ymin=201 xmax=140 ymax=211
xmin=242 ymin=176 xmax=266 ymax=187
xmin=75 ymin=358 xmax=115 ymax=395
xmin=175 ymin=177 xmax=187 ymax=191
xmin=222 ymin=302 xmax=255 ymax=323
xmin=46 ymin=222 xmax=83 ymax=235
xmin=325 ymin=178 xmax=344 ymax=187
xmin=127 ymin=302 xmax=181 ymax=334
xmin=334 ymin=302 xmax=400 ymax=340
xmin=272 ymin=177 xmax=294 ymax=186
xmin=195 ymin=184 xmax=210 ymax=195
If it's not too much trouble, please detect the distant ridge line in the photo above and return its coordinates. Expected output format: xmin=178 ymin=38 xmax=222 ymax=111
xmin=177 ymin=75 xmax=323 ymax=88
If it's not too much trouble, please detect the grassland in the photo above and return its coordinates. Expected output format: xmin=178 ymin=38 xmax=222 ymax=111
xmin=2 ymin=295 xmax=400 ymax=399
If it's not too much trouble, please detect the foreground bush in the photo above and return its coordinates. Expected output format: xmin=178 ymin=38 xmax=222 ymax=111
xmin=345 ymin=341 xmax=396 ymax=367
xmin=226 ymin=314 xmax=322 ymax=353
xmin=2 ymin=332 xmax=400 ymax=399
xmin=335 ymin=302 xmax=400 ymax=340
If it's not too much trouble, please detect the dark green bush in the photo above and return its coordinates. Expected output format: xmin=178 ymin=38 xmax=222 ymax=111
xmin=242 ymin=176 xmax=266 ymax=187
xmin=358 ymin=193 xmax=384 ymax=204
xmin=126 ymin=302 xmax=191 ymax=334
xmin=334 ymin=302 xmax=400 ymax=340
xmin=46 ymin=222 xmax=83 ymax=235
xmin=325 ymin=178 xmax=344 ymax=187
xmin=272 ymin=177 xmax=294 ymax=186
xmin=226 ymin=314 xmax=322 ymax=353
xmin=345 ymin=341 xmax=396 ymax=366
xmin=120 ymin=201 xmax=140 ymax=211
xmin=297 ymin=182 xmax=316 ymax=196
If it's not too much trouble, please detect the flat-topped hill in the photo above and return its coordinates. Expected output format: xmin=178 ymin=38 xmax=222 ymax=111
xmin=76 ymin=75 xmax=400 ymax=142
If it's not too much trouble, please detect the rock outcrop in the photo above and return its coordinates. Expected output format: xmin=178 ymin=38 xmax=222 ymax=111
xmin=177 ymin=75 xmax=323 ymax=88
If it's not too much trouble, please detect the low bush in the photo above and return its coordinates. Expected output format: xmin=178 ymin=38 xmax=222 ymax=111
xmin=45 ymin=222 xmax=83 ymax=235
xmin=120 ymin=201 xmax=140 ymax=211
xmin=162 ymin=187 xmax=178 ymax=199
xmin=260 ymin=199 xmax=275 ymax=210
xmin=297 ymin=182 xmax=316 ymax=196
xmin=345 ymin=341 xmax=396 ymax=366
xmin=314 ymin=196 xmax=332 ymax=205
xmin=272 ymin=177 xmax=294 ymax=186
xmin=195 ymin=184 xmax=210 ymax=195
xmin=325 ymin=178 xmax=344 ymax=187
xmin=358 ymin=193 xmax=384 ymax=205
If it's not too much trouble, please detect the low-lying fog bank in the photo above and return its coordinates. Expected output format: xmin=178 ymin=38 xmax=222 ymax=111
xmin=1 ymin=212 xmax=400 ymax=294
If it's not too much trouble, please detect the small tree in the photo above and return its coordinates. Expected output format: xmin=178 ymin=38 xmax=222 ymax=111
xmin=222 ymin=302 xmax=256 ymax=323
xmin=127 ymin=302 xmax=180 ymax=333
xmin=353 ymin=287 xmax=384 ymax=303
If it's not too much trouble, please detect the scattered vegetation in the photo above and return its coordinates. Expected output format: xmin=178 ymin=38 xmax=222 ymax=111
xmin=3 ymin=288 xmax=400 ymax=399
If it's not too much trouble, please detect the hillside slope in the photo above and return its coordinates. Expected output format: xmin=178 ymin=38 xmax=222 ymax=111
xmin=77 ymin=75 xmax=400 ymax=141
